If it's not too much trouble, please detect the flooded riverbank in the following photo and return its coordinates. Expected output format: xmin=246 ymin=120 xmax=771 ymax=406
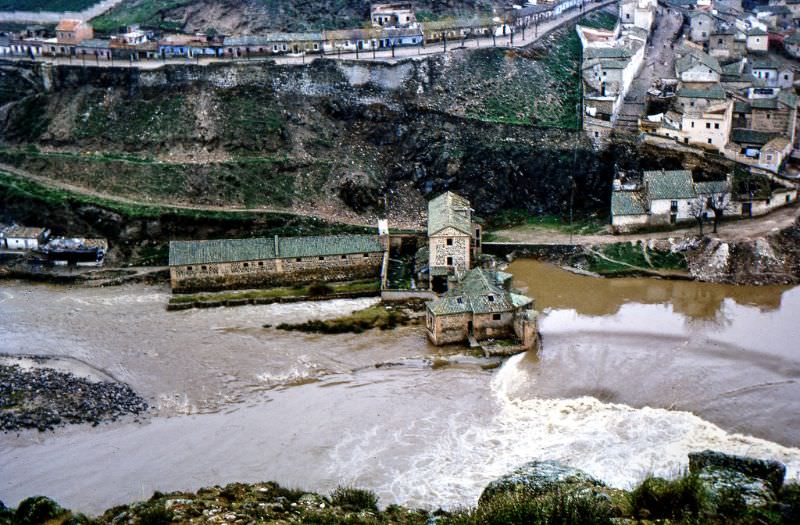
xmin=2 ymin=262 xmax=800 ymax=514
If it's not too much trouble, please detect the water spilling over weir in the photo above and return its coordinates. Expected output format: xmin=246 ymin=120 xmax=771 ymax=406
xmin=2 ymin=261 xmax=800 ymax=513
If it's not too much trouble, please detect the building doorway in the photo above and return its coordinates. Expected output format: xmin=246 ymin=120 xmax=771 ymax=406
xmin=467 ymin=320 xmax=474 ymax=336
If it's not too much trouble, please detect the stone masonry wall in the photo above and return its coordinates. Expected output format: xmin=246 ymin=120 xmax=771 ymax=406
xmin=170 ymin=251 xmax=383 ymax=292
xmin=429 ymin=229 xmax=471 ymax=272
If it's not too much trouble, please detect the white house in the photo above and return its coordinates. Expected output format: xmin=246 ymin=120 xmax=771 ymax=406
xmin=1 ymin=225 xmax=50 ymax=250
xmin=746 ymin=28 xmax=769 ymax=53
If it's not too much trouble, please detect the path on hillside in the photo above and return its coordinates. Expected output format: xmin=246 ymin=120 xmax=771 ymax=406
xmin=0 ymin=163 xmax=380 ymax=227
xmin=615 ymin=6 xmax=683 ymax=132
xmin=0 ymin=0 xmax=124 ymax=24
xmin=489 ymin=204 xmax=800 ymax=245
xmin=1 ymin=0 xmax=617 ymax=70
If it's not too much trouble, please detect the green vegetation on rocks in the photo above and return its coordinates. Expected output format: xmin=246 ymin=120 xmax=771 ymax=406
xmin=276 ymin=303 xmax=416 ymax=334
xmin=5 ymin=451 xmax=798 ymax=524
xmin=578 ymin=241 xmax=689 ymax=276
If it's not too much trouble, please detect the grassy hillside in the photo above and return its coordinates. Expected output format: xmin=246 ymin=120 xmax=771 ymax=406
xmin=91 ymin=0 xmax=495 ymax=34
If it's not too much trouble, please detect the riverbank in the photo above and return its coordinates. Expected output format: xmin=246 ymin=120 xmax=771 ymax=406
xmin=3 ymin=450 xmax=798 ymax=524
xmin=0 ymin=357 xmax=148 ymax=432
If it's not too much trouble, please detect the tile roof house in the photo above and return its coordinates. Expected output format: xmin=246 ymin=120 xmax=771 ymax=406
xmin=0 ymin=225 xmax=50 ymax=250
xmin=425 ymin=268 xmax=537 ymax=349
xmin=168 ymin=234 xmax=386 ymax=293
xmin=425 ymin=191 xmax=481 ymax=292
xmin=611 ymin=170 xmax=733 ymax=232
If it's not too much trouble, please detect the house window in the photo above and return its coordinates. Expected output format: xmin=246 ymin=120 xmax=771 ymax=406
xmin=708 ymin=138 xmax=713 ymax=144
xmin=341 ymin=255 xmax=347 ymax=259
xmin=602 ymin=71 xmax=607 ymax=76
xmin=670 ymin=200 xmax=678 ymax=212
xmin=492 ymin=314 xmax=501 ymax=321
xmin=767 ymin=114 xmax=771 ymax=120
xmin=243 ymin=262 xmax=249 ymax=267
xmin=714 ymin=123 xmax=720 ymax=129
xmin=594 ymin=131 xmax=599 ymax=138
xmin=446 ymin=256 xmax=453 ymax=265
xmin=457 ymin=297 xmax=463 ymax=304
xmin=187 ymin=266 xmax=193 ymax=271
xmin=690 ymin=101 xmax=695 ymax=107
xmin=318 ymin=256 xmax=325 ymax=261
xmin=691 ymin=121 xmax=695 ymax=128
xmin=363 ymin=253 xmax=369 ymax=257
xmin=706 ymin=122 xmax=711 ymax=129
xmin=488 ymin=295 xmax=495 ymax=302
xmin=258 ymin=261 xmax=264 ymax=266
xmin=295 ymin=258 xmax=302 ymax=262
xmin=446 ymin=238 xmax=453 ymax=246
xmin=767 ymin=154 xmax=774 ymax=161
xmin=201 ymin=265 xmax=207 ymax=270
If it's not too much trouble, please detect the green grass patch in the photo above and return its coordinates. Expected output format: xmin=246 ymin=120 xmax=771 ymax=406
xmin=488 ymin=211 xmax=605 ymax=235
xmin=276 ymin=302 xmax=411 ymax=334
xmin=628 ymin=472 xmax=710 ymax=521
xmin=90 ymin=0 xmax=193 ymax=33
xmin=329 ymin=486 xmax=379 ymax=513
xmin=446 ymin=490 xmax=613 ymax=525
xmin=170 ymin=280 xmax=379 ymax=305
xmin=578 ymin=10 xmax=618 ymax=30
xmin=0 ymin=148 xmax=298 ymax=209
xmin=582 ymin=242 xmax=688 ymax=276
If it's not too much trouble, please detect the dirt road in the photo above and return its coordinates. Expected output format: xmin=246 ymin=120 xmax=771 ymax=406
xmin=489 ymin=204 xmax=800 ymax=245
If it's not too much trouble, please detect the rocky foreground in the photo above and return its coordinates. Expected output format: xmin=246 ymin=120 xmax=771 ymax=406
xmin=1 ymin=451 xmax=798 ymax=524
xmin=0 ymin=362 xmax=148 ymax=432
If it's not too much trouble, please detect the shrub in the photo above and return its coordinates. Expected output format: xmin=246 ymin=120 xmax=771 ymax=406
xmin=329 ymin=486 xmax=379 ymax=513
xmin=446 ymin=490 xmax=612 ymax=525
xmin=14 ymin=496 xmax=64 ymax=525
xmin=628 ymin=473 xmax=709 ymax=521
xmin=779 ymin=483 xmax=800 ymax=524
xmin=137 ymin=502 xmax=174 ymax=525
xmin=307 ymin=282 xmax=335 ymax=296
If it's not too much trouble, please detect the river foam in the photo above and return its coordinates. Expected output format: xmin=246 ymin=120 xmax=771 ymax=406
xmin=330 ymin=353 xmax=800 ymax=509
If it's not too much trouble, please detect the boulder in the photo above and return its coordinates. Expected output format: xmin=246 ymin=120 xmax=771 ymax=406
xmin=696 ymin=467 xmax=775 ymax=509
xmin=479 ymin=460 xmax=606 ymax=504
xmin=688 ymin=450 xmax=786 ymax=493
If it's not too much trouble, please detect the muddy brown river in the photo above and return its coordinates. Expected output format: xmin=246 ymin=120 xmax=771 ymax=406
xmin=2 ymin=260 xmax=800 ymax=514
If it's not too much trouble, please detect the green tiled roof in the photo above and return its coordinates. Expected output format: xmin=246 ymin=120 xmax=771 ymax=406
xmin=428 ymin=191 xmax=472 ymax=236
xmin=677 ymin=84 xmax=727 ymax=99
xmin=611 ymin=191 xmax=647 ymax=216
xmin=730 ymin=128 xmax=779 ymax=145
xmin=751 ymin=98 xmax=779 ymax=110
xmin=643 ymin=170 xmax=696 ymax=200
xmin=734 ymin=101 xmax=752 ymax=113
xmin=695 ymin=180 xmax=730 ymax=195
xmin=676 ymin=51 xmax=722 ymax=75
xmin=426 ymin=268 xmax=533 ymax=316
xmin=585 ymin=47 xmax=631 ymax=59
xmin=749 ymin=28 xmax=768 ymax=37
xmin=600 ymin=59 xmax=628 ymax=69
xmin=750 ymin=58 xmax=780 ymax=70
xmin=169 ymin=234 xmax=383 ymax=266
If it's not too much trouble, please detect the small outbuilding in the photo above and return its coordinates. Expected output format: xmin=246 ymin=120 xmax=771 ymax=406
xmin=425 ymin=268 xmax=538 ymax=349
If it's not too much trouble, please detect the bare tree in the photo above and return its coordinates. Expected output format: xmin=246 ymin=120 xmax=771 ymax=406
xmin=705 ymin=190 xmax=731 ymax=234
xmin=689 ymin=197 xmax=706 ymax=236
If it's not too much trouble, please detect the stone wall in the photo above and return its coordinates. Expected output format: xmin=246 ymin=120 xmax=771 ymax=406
xmin=427 ymin=311 xmax=471 ymax=345
xmin=751 ymin=108 xmax=792 ymax=134
xmin=473 ymin=312 xmax=515 ymax=340
xmin=170 ymin=251 xmax=383 ymax=293
xmin=429 ymin=228 xmax=471 ymax=273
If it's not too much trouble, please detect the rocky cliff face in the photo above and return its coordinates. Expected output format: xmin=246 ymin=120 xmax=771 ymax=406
xmin=685 ymin=219 xmax=800 ymax=286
